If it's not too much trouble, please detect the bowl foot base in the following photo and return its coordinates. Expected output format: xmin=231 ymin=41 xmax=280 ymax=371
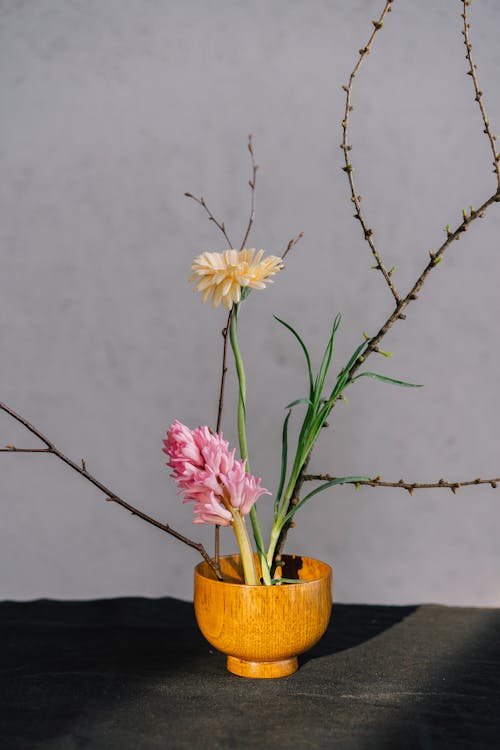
xmin=226 ymin=655 xmax=298 ymax=679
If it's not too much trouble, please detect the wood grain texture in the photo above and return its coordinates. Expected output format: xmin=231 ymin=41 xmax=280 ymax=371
xmin=194 ymin=554 xmax=332 ymax=678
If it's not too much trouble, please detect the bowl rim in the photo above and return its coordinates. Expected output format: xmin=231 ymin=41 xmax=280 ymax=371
xmin=194 ymin=552 xmax=332 ymax=589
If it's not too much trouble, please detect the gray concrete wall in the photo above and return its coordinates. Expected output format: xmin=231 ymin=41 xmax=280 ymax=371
xmin=1 ymin=0 xmax=499 ymax=605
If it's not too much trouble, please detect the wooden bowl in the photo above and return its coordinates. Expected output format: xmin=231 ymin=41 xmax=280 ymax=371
xmin=194 ymin=553 xmax=332 ymax=678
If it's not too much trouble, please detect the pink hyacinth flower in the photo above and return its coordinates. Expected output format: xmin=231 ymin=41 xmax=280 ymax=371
xmin=163 ymin=420 xmax=270 ymax=526
xmin=163 ymin=420 xmax=204 ymax=474
xmin=220 ymin=459 xmax=271 ymax=515
xmin=192 ymin=491 xmax=233 ymax=527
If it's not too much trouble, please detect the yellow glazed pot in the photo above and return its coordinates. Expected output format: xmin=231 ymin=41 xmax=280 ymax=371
xmin=194 ymin=553 xmax=332 ymax=678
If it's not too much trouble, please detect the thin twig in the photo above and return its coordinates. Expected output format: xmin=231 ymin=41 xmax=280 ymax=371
xmin=303 ymin=474 xmax=500 ymax=495
xmin=281 ymin=231 xmax=304 ymax=261
xmin=0 ymin=401 xmax=223 ymax=579
xmin=213 ymin=307 xmax=233 ymax=569
xmin=184 ymin=192 xmax=233 ymax=248
xmin=341 ymin=0 xmax=400 ymax=304
xmin=1 ymin=447 xmax=51 ymax=453
xmin=240 ymin=134 xmax=258 ymax=250
xmin=214 ymin=523 xmax=220 ymax=567
xmin=216 ymin=309 xmax=234 ymax=434
xmin=462 ymin=0 xmax=500 ymax=189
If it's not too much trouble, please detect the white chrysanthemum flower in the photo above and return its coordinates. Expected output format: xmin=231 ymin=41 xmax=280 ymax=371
xmin=189 ymin=248 xmax=284 ymax=309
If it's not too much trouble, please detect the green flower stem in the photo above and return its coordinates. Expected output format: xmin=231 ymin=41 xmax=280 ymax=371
xmin=230 ymin=507 xmax=260 ymax=586
xmin=229 ymin=305 xmax=248 ymax=464
xmin=281 ymin=461 xmax=303 ymax=516
xmin=266 ymin=522 xmax=282 ymax=569
xmin=267 ymin=452 xmax=308 ymax=566
xmin=229 ymin=304 xmax=272 ymax=586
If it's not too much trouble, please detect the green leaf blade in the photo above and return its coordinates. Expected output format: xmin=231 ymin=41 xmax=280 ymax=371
xmin=353 ymin=372 xmax=423 ymax=388
xmin=312 ymin=314 xmax=341 ymax=410
xmin=284 ymin=397 xmax=313 ymax=410
xmin=275 ymin=410 xmax=292 ymax=518
xmin=274 ymin=316 xmax=314 ymax=401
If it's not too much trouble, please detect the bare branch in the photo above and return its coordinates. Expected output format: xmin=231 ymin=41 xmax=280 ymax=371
xmin=341 ymin=0 xmax=401 ymax=304
xmin=271 ymin=0 xmax=500 ymax=569
xmin=184 ymin=192 xmax=233 ymax=248
xmin=303 ymin=474 xmax=500 ymax=495
xmin=0 ymin=401 xmax=222 ymax=579
xmin=281 ymin=231 xmax=304 ymax=261
xmin=211 ymin=137 xmax=259 ymax=567
xmin=462 ymin=1 xmax=500 ymax=189
xmin=239 ymin=133 xmax=258 ymax=250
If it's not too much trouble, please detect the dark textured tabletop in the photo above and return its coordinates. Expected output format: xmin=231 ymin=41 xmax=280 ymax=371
xmin=1 ymin=597 xmax=499 ymax=749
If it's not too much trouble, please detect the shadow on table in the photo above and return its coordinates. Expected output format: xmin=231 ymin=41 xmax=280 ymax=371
xmin=300 ymin=602 xmax=418 ymax=665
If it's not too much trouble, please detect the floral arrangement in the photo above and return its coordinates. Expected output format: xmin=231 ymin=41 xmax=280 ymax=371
xmin=2 ymin=0 xmax=499 ymax=591
xmin=161 ymin=236 xmax=420 ymax=586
